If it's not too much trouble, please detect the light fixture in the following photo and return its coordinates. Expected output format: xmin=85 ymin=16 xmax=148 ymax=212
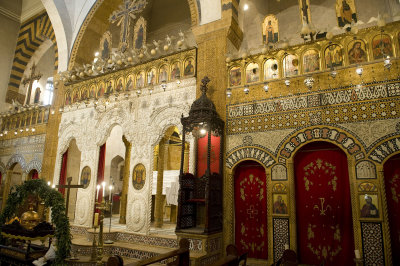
xmin=161 ymin=80 xmax=167 ymax=91
xmin=4 ymin=130 xmax=8 ymax=135
xmin=200 ymin=128 xmax=207 ymax=135
xmin=356 ymin=66 xmax=363 ymax=77
xmin=14 ymin=131 xmax=17 ymax=135
xmin=384 ymin=56 xmax=392 ymax=70
xmin=149 ymin=87 xmax=153 ymax=95
xmin=285 ymin=79 xmax=290 ymax=87
xmin=263 ymin=82 xmax=269 ymax=93
xmin=136 ymin=89 xmax=142 ymax=96
xmin=226 ymin=88 xmax=232 ymax=98
xmin=330 ymin=70 xmax=337 ymax=79
xmin=0 ymin=133 xmax=3 ymax=137
xmin=244 ymin=85 xmax=249 ymax=94
xmin=51 ymin=109 xmax=55 ymax=115
xmin=19 ymin=129 xmax=23 ymax=133
xmin=304 ymin=76 xmax=314 ymax=89
xmin=243 ymin=3 xmax=249 ymax=11
xmin=47 ymin=181 xmax=51 ymax=186
xmin=31 ymin=128 xmax=35 ymax=132
xmin=52 ymin=184 xmax=56 ymax=189
xmin=26 ymin=127 xmax=29 ymax=131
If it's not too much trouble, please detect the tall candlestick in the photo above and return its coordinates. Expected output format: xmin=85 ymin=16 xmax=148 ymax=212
xmin=94 ymin=213 xmax=99 ymax=227
xmin=96 ymin=185 xmax=100 ymax=201
xmin=109 ymin=185 xmax=113 ymax=201
xmin=102 ymin=181 xmax=106 ymax=201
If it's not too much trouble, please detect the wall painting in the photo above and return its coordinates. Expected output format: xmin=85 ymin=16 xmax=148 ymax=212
xmin=262 ymin=15 xmax=279 ymax=46
xmin=159 ymin=65 xmax=168 ymax=83
xmin=99 ymin=31 xmax=112 ymax=60
xmin=229 ymin=66 xmax=241 ymax=86
xmin=80 ymin=166 xmax=91 ymax=189
xmin=133 ymin=17 xmax=146 ymax=50
xmin=348 ymin=39 xmax=367 ymax=64
xmin=359 ymin=194 xmax=379 ymax=219
xmin=126 ymin=74 xmax=135 ymax=91
xmin=303 ymin=49 xmax=320 ymax=73
xmin=171 ymin=62 xmax=181 ymax=80
xmin=183 ymin=58 xmax=195 ymax=76
xmin=372 ymin=34 xmax=393 ymax=60
xmin=325 ymin=44 xmax=343 ymax=69
xmin=273 ymin=193 xmax=288 ymax=215
xmin=336 ymin=0 xmax=357 ymax=27
xmin=246 ymin=63 xmax=260 ymax=83
xmin=264 ymin=59 xmax=279 ymax=80
xmin=136 ymin=71 xmax=145 ymax=88
xmin=97 ymin=81 xmax=106 ymax=98
xmin=283 ymin=54 xmax=299 ymax=77
xmin=89 ymin=84 xmax=96 ymax=98
xmin=132 ymin=163 xmax=146 ymax=190
xmin=147 ymin=68 xmax=156 ymax=86
xmin=115 ymin=76 xmax=124 ymax=92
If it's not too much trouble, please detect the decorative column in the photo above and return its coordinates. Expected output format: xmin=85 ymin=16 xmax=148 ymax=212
xmin=119 ymin=135 xmax=131 ymax=224
xmin=183 ymin=142 xmax=190 ymax=173
xmin=154 ymin=138 xmax=166 ymax=228
xmin=1 ymin=170 xmax=12 ymax=210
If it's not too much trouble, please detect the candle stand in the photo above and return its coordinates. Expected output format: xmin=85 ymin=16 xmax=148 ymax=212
xmin=94 ymin=200 xmax=111 ymax=265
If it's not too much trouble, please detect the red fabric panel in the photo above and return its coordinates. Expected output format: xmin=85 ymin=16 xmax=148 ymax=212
xmin=31 ymin=169 xmax=39 ymax=179
xmin=96 ymin=144 xmax=106 ymax=203
xmin=295 ymin=142 xmax=354 ymax=265
xmin=59 ymin=149 xmax=69 ymax=195
xmin=384 ymin=154 xmax=400 ymax=265
xmin=234 ymin=161 xmax=267 ymax=259
xmin=197 ymin=133 xmax=220 ymax=177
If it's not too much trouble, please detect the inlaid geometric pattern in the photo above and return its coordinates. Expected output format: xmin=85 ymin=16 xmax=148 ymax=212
xmin=227 ymin=81 xmax=400 ymax=134
xmin=361 ymin=222 xmax=385 ymax=265
xmin=6 ymin=12 xmax=58 ymax=103
xmin=273 ymin=218 xmax=289 ymax=263
xmin=369 ymin=136 xmax=400 ymax=163
xmin=226 ymin=146 xmax=275 ymax=168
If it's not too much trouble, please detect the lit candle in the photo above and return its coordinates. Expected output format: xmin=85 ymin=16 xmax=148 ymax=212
xmin=52 ymin=184 xmax=56 ymax=189
xmin=94 ymin=213 xmax=99 ymax=227
xmin=102 ymin=181 xmax=106 ymax=201
xmin=47 ymin=181 xmax=51 ymax=186
xmin=109 ymin=185 xmax=113 ymax=201
xmin=96 ymin=185 xmax=100 ymax=201
xmin=354 ymin=249 xmax=360 ymax=259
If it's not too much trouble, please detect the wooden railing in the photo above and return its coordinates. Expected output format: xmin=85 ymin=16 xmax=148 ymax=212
xmin=0 ymin=106 xmax=50 ymax=135
xmin=107 ymin=238 xmax=190 ymax=266
xmin=212 ymin=244 xmax=247 ymax=266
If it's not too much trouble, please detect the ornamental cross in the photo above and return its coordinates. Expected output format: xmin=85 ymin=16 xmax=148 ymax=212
xmin=22 ymin=63 xmax=42 ymax=105
xmin=247 ymin=204 xmax=258 ymax=219
xmin=313 ymin=197 xmax=332 ymax=216
xmin=109 ymin=0 xmax=147 ymax=51
xmin=56 ymin=176 xmax=84 ymax=217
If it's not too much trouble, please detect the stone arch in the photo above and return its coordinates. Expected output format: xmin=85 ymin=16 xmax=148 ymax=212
xmin=6 ymin=12 xmax=58 ymax=104
xmin=277 ymin=126 xmax=365 ymax=163
xmin=226 ymin=146 xmax=276 ymax=169
xmin=368 ymin=135 xmax=400 ymax=164
xmin=25 ymin=159 xmax=42 ymax=174
xmin=6 ymin=154 xmax=27 ymax=171
xmin=68 ymin=0 xmax=200 ymax=70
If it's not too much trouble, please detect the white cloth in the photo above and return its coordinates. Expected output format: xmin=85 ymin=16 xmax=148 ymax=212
xmin=32 ymin=243 xmax=56 ymax=266
xmin=166 ymin=181 xmax=179 ymax=205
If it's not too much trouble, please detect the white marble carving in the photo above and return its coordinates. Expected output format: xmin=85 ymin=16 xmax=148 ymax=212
xmin=356 ymin=160 xmax=376 ymax=179
xmin=271 ymin=164 xmax=287 ymax=180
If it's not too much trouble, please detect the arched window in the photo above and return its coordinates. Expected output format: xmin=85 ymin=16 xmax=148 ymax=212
xmin=43 ymin=77 xmax=54 ymax=105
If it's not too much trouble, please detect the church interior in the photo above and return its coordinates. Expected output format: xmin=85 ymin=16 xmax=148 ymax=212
xmin=0 ymin=0 xmax=400 ymax=265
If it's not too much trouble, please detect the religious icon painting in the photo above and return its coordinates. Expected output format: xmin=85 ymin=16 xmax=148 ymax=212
xmin=136 ymin=71 xmax=145 ymax=88
xmin=372 ymin=34 xmax=393 ymax=60
xmin=81 ymin=87 xmax=89 ymax=101
xmin=133 ymin=17 xmax=146 ymax=50
xmin=171 ymin=62 xmax=181 ymax=80
xmin=72 ymin=89 xmax=80 ymax=103
xmin=229 ymin=66 xmax=241 ymax=86
xmin=105 ymin=79 xmax=114 ymax=95
xmin=246 ymin=63 xmax=260 ymax=83
xmin=262 ymin=15 xmax=279 ymax=46
xmin=132 ymin=163 xmax=146 ymax=190
xmin=147 ymin=68 xmax=156 ymax=86
xmin=158 ymin=65 xmax=168 ymax=83
xmin=99 ymin=31 xmax=112 ymax=60
xmin=303 ymin=49 xmax=320 ymax=73
xmin=273 ymin=193 xmax=288 ymax=215
xmin=335 ymin=0 xmax=357 ymax=28
xmin=299 ymin=0 xmax=312 ymax=28
xmin=65 ymin=91 xmax=71 ymax=105
xmin=80 ymin=166 xmax=91 ymax=189
xmin=324 ymin=44 xmax=343 ymax=69
xmin=347 ymin=39 xmax=367 ymax=64
xmin=283 ymin=54 xmax=299 ymax=77
xmin=359 ymin=194 xmax=379 ymax=219
xmin=126 ymin=74 xmax=135 ymax=91
xmin=264 ymin=59 xmax=279 ymax=80
xmin=183 ymin=58 xmax=195 ymax=77
xmin=115 ymin=76 xmax=124 ymax=92
xmin=89 ymin=84 xmax=97 ymax=98
xmin=97 ymin=81 xmax=106 ymax=98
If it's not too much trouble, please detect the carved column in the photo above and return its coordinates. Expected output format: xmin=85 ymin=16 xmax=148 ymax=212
xmin=155 ymin=138 xmax=166 ymax=228
xmin=119 ymin=135 xmax=131 ymax=224
xmin=183 ymin=142 xmax=190 ymax=173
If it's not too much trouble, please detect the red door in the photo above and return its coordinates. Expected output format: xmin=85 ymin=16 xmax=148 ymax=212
xmin=294 ymin=142 xmax=354 ymax=265
xmin=384 ymin=154 xmax=400 ymax=265
xmin=234 ymin=161 xmax=267 ymax=259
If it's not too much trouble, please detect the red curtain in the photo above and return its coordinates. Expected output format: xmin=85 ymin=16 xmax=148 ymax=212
xmin=31 ymin=169 xmax=39 ymax=179
xmin=295 ymin=142 xmax=354 ymax=265
xmin=59 ymin=149 xmax=69 ymax=195
xmin=234 ymin=161 xmax=268 ymax=259
xmin=96 ymin=144 xmax=106 ymax=204
xmin=197 ymin=133 xmax=220 ymax=177
xmin=384 ymin=154 xmax=400 ymax=265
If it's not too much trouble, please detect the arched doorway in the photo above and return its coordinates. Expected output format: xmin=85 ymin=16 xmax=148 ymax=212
xmin=383 ymin=153 xmax=400 ymax=265
xmin=27 ymin=169 xmax=39 ymax=180
xmin=294 ymin=142 xmax=354 ymax=265
xmin=151 ymin=126 xmax=185 ymax=234
xmin=110 ymin=155 xmax=124 ymax=216
xmin=234 ymin=160 xmax=268 ymax=260
xmin=1 ymin=163 xmax=24 ymax=211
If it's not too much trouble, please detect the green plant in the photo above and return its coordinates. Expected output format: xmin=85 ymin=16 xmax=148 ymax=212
xmin=0 ymin=179 xmax=71 ymax=264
